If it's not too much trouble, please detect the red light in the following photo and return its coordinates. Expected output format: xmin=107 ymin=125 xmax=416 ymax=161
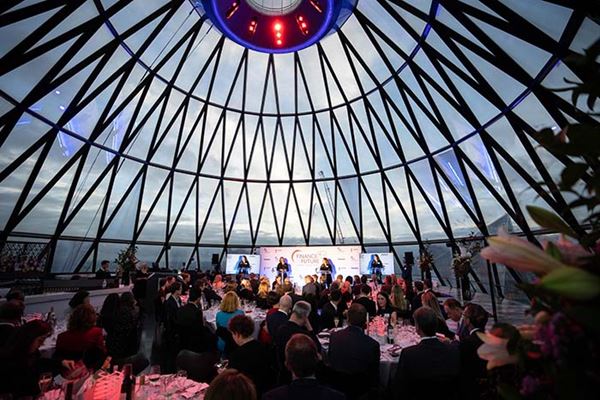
xmin=298 ymin=16 xmax=303 ymax=21
xmin=225 ymin=1 xmax=239 ymax=19
xmin=301 ymin=22 xmax=306 ymax=28
xmin=296 ymin=15 xmax=309 ymax=35
xmin=274 ymin=22 xmax=282 ymax=31
xmin=276 ymin=32 xmax=281 ymax=38
xmin=276 ymin=39 xmax=282 ymax=45
xmin=248 ymin=17 xmax=258 ymax=35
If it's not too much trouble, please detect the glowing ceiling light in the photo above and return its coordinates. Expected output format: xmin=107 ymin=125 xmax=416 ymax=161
xmin=225 ymin=1 xmax=239 ymax=19
xmin=309 ymin=0 xmax=323 ymax=13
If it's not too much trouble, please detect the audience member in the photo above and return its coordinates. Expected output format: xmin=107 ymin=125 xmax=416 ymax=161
xmin=98 ymin=293 xmax=119 ymax=334
xmin=390 ymin=284 xmax=410 ymax=321
xmin=281 ymin=283 xmax=303 ymax=305
xmin=0 ymin=320 xmax=76 ymax=398
xmin=107 ymin=292 xmax=140 ymax=359
xmin=459 ymin=303 xmax=490 ymax=400
xmin=215 ymin=291 xmax=244 ymax=353
xmin=204 ymin=369 xmax=257 ymax=400
xmin=375 ymin=291 xmax=394 ymax=316
xmin=5 ymin=288 xmax=25 ymax=306
xmin=177 ymin=287 xmax=217 ymax=354
xmin=0 ymin=301 xmax=24 ymax=346
xmin=255 ymin=280 xmax=270 ymax=309
xmin=227 ymin=315 xmax=272 ymax=395
xmin=213 ymin=274 xmax=225 ymax=290
xmin=328 ymin=304 xmax=380 ymax=391
xmin=393 ymin=307 xmax=460 ymax=400
xmin=64 ymin=289 xmax=90 ymax=319
xmin=320 ymin=289 xmax=344 ymax=329
xmin=266 ymin=295 xmax=292 ymax=337
xmin=274 ymin=301 xmax=321 ymax=383
xmin=263 ymin=333 xmax=345 ymax=400
xmin=55 ymin=304 xmax=106 ymax=368
xmin=238 ymin=279 xmax=255 ymax=301
xmin=410 ymin=281 xmax=424 ymax=311
xmin=353 ymin=284 xmax=376 ymax=317
xmin=421 ymin=292 xmax=455 ymax=339
xmin=302 ymin=275 xmax=318 ymax=298
xmin=442 ymin=298 xmax=463 ymax=334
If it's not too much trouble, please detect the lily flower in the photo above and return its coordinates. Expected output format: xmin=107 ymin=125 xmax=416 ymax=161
xmin=477 ymin=332 xmax=518 ymax=370
xmin=481 ymin=229 xmax=568 ymax=275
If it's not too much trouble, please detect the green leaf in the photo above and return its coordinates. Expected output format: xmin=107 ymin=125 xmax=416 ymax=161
xmin=544 ymin=242 xmax=562 ymax=261
xmin=540 ymin=267 xmax=600 ymax=300
xmin=526 ymin=205 xmax=578 ymax=238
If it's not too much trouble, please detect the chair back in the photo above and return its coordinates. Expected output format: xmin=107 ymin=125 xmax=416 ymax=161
xmin=175 ymin=350 xmax=219 ymax=383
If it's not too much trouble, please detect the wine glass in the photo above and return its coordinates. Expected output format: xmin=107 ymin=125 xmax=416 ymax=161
xmin=333 ymin=317 xmax=340 ymax=328
xmin=38 ymin=372 xmax=53 ymax=394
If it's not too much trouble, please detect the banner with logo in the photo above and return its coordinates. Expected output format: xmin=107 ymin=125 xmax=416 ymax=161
xmin=225 ymin=254 xmax=261 ymax=274
xmin=259 ymin=246 xmax=361 ymax=283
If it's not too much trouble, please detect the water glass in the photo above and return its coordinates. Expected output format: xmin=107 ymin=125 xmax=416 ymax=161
xmin=38 ymin=372 xmax=52 ymax=394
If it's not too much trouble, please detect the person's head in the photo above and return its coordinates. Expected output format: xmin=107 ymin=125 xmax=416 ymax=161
xmin=421 ymin=292 xmax=444 ymax=320
xmin=322 ymin=257 xmax=328 ymax=264
xmin=267 ymin=291 xmax=281 ymax=308
xmin=463 ymin=303 xmax=489 ymax=331
xmin=181 ymin=272 xmax=191 ymax=283
xmin=68 ymin=304 xmax=97 ymax=332
xmin=140 ymin=263 xmax=149 ymax=273
xmin=101 ymin=260 xmax=110 ymax=271
xmin=336 ymin=274 xmax=343 ymax=283
xmin=214 ymin=274 xmax=222 ymax=284
xmin=281 ymin=283 xmax=293 ymax=294
xmin=312 ymin=274 xmax=318 ymax=283
xmin=228 ymin=314 xmax=255 ymax=345
xmin=390 ymin=284 xmax=407 ymax=309
xmin=329 ymin=289 xmax=342 ymax=304
xmin=384 ymin=275 xmax=392 ymax=285
xmin=169 ymin=281 xmax=182 ymax=297
xmin=443 ymin=298 xmax=463 ymax=322
xmin=242 ymin=256 xmax=248 ymax=263
xmin=304 ymin=275 xmax=313 ymax=284
xmin=204 ymin=369 xmax=257 ymax=400
xmin=360 ymin=275 xmax=368 ymax=284
xmin=120 ymin=292 xmax=136 ymax=308
xmin=6 ymin=288 xmax=25 ymax=304
xmin=258 ymin=281 xmax=270 ymax=297
xmin=353 ymin=275 xmax=360 ymax=285
xmin=188 ymin=287 xmax=202 ymax=305
xmin=68 ymin=290 xmax=90 ymax=309
xmin=347 ymin=303 xmax=367 ymax=328
xmin=278 ymin=294 xmax=293 ymax=313
xmin=345 ymin=276 xmax=353 ymax=284
xmin=0 ymin=301 xmax=24 ymax=324
xmin=319 ymin=275 xmax=327 ymax=284
xmin=377 ymin=291 xmax=390 ymax=310
xmin=290 ymin=301 xmax=311 ymax=325
xmin=3 ymin=319 xmax=51 ymax=356
xmin=285 ymin=333 xmax=319 ymax=379
xmin=220 ymin=291 xmax=241 ymax=313
xmin=100 ymin=293 xmax=120 ymax=316
xmin=414 ymin=281 xmax=424 ymax=292
xmin=330 ymin=281 xmax=340 ymax=291
xmin=360 ymin=284 xmax=372 ymax=296
xmin=159 ymin=278 xmax=168 ymax=289
xmin=413 ymin=306 xmax=438 ymax=337
xmin=279 ymin=257 xmax=285 ymax=263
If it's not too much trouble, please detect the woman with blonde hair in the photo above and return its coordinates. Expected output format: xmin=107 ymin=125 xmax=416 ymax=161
xmin=390 ymin=284 xmax=410 ymax=321
xmin=216 ymin=291 xmax=244 ymax=352
xmin=421 ymin=291 xmax=455 ymax=339
xmin=255 ymin=280 xmax=270 ymax=309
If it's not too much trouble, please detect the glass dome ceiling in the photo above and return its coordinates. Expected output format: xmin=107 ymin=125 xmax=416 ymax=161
xmin=0 ymin=0 xmax=597 ymax=272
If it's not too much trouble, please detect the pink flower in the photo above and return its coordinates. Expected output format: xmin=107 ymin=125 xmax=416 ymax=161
xmin=545 ymin=235 xmax=594 ymax=266
xmin=481 ymin=230 xmax=567 ymax=275
xmin=477 ymin=332 xmax=519 ymax=370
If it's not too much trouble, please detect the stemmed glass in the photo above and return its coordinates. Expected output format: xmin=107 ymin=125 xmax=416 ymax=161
xmin=38 ymin=372 xmax=53 ymax=394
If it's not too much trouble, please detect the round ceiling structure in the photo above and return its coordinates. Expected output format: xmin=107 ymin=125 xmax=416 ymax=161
xmin=0 ymin=1 xmax=597 ymax=273
xmin=197 ymin=0 xmax=357 ymax=53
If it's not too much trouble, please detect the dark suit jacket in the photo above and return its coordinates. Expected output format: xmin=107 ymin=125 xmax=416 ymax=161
xmin=320 ymin=302 xmax=343 ymax=330
xmin=288 ymin=292 xmax=304 ymax=306
xmin=274 ymin=321 xmax=321 ymax=373
xmin=328 ymin=325 xmax=380 ymax=387
xmin=266 ymin=310 xmax=289 ymax=336
xmin=229 ymin=340 xmax=273 ymax=395
xmin=393 ymin=338 xmax=460 ymax=400
xmin=262 ymin=378 xmax=346 ymax=400
xmin=302 ymin=282 xmax=318 ymax=297
xmin=410 ymin=292 xmax=423 ymax=312
xmin=459 ymin=329 xmax=487 ymax=400
xmin=163 ymin=295 xmax=181 ymax=335
xmin=176 ymin=303 xmax=216 ymax=353
xmin=95 ymin=269 xmax=111 ymax=279
xmin=353 ymin=297 xmax=376 ymax=317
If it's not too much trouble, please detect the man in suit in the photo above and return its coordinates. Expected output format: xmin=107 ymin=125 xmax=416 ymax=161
xmin=320 ymin=289 xmax=344 ymax=330
xmin=393 ymin=306 xmax=460 ymax=400
xmin=282 ymin=283 xmax=303 ymax=305
xmin=263 ymin=333 xmax=345 ymax=400
xmin=328 ymin=304 xmax=380 ymax=390
xmin=162 ymin=282 xmax=182 ymax=372
xmin=302 ymin=275 xmax=318 ymax=298
xmin=459 ymin=303 xmax=490 ymax=400
xmin=0 ymin=301 xmax=23 ymax=346
xmin=176 ymin=287 xmax=216 ymax=354
xmin=266 ymin=295 xmax=292 ymax=336
xmin=228 ymin=314 xmax=273 ymax=396
xmin=274 ymin=301 xmax=321 ymax=383
xmin=352 ymin=284 xmax=376 ymax=317
xmin=95 ymin=260 xmax=112 ymax=279
xmin=410 ymin=281 xmax=425 ymax=312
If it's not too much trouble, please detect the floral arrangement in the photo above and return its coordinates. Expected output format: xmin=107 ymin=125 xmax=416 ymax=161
xmin=418 ymin=245 xmax=433 ymax=271
xmin=115 ymin=245 xmax=138 ymax=273
xmin=451 ymin=232 xmax=482 ymax=278
xmin=476 ymin=39 xmax=600 ymax=399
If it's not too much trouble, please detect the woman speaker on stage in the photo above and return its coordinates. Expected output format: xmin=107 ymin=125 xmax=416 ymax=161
xmin=319 ymin=257 xmax=333 ymax=287
xmin=276 ymin=257 xmax=289 ymax=282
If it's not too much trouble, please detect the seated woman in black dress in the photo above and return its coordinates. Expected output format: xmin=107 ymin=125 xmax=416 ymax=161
xmin=0 ymin=320 xmax=76 ymax=398
xmin=422 ymin=292 xmax=455 ymax=339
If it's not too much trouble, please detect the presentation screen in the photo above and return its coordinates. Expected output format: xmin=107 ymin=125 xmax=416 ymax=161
xmin=225 ymin=254 xmax=261 ymax=275
xmin=359 ymin=252 xmax=394 ymax=276
xmin=259 ymin=246 xmax=361 ymax=283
